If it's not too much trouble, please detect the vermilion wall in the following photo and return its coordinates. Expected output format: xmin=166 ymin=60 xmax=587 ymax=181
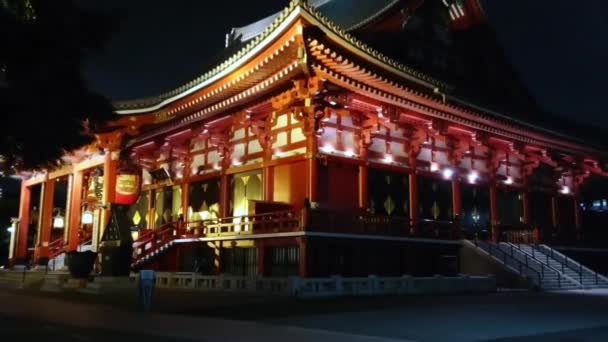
xmin=318 ymin=161 xmax=359 ymax=211
xmin=273 ymin=160 xmax=308 ymax=209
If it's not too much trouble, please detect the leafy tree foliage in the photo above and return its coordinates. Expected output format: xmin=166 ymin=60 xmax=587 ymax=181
xmin=0 ymin=0 xmax=116 ymax=171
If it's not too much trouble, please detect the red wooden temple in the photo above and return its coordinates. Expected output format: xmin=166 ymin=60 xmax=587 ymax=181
xmin=8 ymin=0 xmax=608 ymax=278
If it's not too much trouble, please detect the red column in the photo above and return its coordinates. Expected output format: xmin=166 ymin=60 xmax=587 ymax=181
xmin=219 ymin=173 xmax=230 ymax=218
xmin=67 ymin=171 xmax=84 ymax=251
xmin=262 ymin=165 xmax=274 ymax=202
xmin=489 ymin=181 xmax=498 ymax=242
xmin=35 ymin=180 xmax=55 ymax=263
xmin=101 ymin=151 xmax=118 ymax=228
xmin=358 ymin=142 xmax=368 ymax=211
xmin=306 ymin=132 xmax=318 ymax=203
xmin=452 ymin=179 xmax=461 ymax=238
xmin=181 ymin=182 xmax=190 ymax=226
xmin=15 ymin=181 xmax=31 ymax=263
xmin=408 ymin=156 xmax=418 ymax=235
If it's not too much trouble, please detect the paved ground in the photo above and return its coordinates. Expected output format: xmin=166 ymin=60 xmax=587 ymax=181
xmin=264 ymin=290 xmax=608 ymax=341
xmin=1 ymin=288 xmax=608 ymax=341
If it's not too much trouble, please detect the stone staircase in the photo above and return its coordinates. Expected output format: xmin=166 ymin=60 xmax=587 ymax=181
xmin=468 ymin=239 xmax=608 ymax=291
xmin=496 ymin=243 xmax=579 ymax=290
xmin=513 ymin=243 xmax=608 ymax=289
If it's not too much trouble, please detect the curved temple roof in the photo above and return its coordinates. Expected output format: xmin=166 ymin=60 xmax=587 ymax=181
xmin=113 ymin=0 xmax=444 ymax=114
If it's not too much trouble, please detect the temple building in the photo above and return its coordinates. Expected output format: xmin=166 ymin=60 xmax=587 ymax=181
xmin=7 ymin=0 xmax=608 ymax=279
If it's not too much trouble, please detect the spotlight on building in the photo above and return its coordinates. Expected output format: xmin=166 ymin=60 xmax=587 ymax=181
xmin=505 ymin=176 xmax=513 ymax=185
xmin=561 ymin=185 xmax=570 ymax=194
xmin=321 ymin=144 xmax=335 ymax=154
xmin=467 ymin=170 xmax=478 ymax=184
xmin=430 ymin=162 xmax=440 ymax=172
xmin=442 ymin=168 xmax=453 ymax=179
xmin=344 ymin=149 xmax=355 ymax=158
xmin=6 ymin=226 xmax=14 ymax=233
xmin=384 ymin=154 xmax=394 ymax=163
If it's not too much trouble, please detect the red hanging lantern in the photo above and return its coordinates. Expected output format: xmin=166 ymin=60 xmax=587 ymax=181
xmin=114 ymin=165 xmax=141 ymax=205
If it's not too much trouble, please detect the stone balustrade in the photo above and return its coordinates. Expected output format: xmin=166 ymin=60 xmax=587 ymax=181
xmin=129 ymin=272 xmax=496 ymax=297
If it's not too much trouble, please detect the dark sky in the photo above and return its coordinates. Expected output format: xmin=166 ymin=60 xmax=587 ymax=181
xmin=82 ymin=0 xmax=608 ymax=128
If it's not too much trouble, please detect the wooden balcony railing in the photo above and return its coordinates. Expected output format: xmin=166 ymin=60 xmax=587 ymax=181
xmin=189 ymin=210 xmax=301 ymax=237
xmin=305 ymin=209 xmax=410 ymax=236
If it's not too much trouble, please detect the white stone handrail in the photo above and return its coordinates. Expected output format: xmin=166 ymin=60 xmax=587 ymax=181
xmin=129 ymin=272 xmax=496 ymax=298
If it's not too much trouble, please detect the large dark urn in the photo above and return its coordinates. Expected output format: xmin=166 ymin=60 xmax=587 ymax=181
xmin=67 ymin=250 xmax=97 ymax=278
xmin=99 ymin=204 xmax=134 ymax=277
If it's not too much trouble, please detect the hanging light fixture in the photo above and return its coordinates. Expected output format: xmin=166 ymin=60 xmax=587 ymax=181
xmin=52 ymin=211 xmax=65 ymax=229
xmin=81 ymin=209 xmax=94 ymax=225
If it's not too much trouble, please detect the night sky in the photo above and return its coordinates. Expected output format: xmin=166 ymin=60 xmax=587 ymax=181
xmin=81 ymin=0 xmax=608 ymax=128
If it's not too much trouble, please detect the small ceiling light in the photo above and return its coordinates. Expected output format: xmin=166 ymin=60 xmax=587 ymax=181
xmin=430 ymin=162 xmax=440 ymax=172
xmin=345 ymin=149 xmax=355 ymax=158
xmin=6 ymin=226 xmax=14 ymax=233
xmin=329 ymin=100 xmax=337 ymax=106
xmin=561 ymin=185 xmax=570 ymax=195
xmin=443 ymin=168 xmax=454 ymax=180
xmin=384 ymin=154 xmax=394 ymax=164
xmin=505 ymin=176 xmax=513 ymax=185
xmin=468 ymin=171 xmax=479 ymax=184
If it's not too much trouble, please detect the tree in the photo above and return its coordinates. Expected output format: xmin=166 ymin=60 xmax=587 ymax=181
xmin=0 ymin=0 xmax=117 ymax=171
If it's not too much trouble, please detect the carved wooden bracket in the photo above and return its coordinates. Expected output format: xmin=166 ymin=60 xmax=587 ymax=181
xmin=447 ymin=136 xmax=470 ymax=167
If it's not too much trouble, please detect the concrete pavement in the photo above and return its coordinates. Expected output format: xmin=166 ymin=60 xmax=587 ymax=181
xmin=0 ymin=291 xmax=405 ymax=341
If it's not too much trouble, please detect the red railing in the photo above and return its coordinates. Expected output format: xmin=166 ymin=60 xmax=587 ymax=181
xmin=305 ymin=208 xmax=457 ymax=240
xmin=190 ymin=210 xmax=301 ymax=236
xmin=132 ymin=222 xmax=184 ymax=263
xmin=48 ymin=237 xmax=65 ymax=260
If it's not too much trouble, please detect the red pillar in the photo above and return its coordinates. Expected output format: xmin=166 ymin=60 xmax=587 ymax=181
xmin=262 ymin=165 xmax=274 ymax=202
xmin=219 ymin=173 xmax=230 ymax=218
xmin=67 ymin=171 xmax=84 ymax=251
xmin=452 ymin=179 xmax=461 ymax=238
xmin=35 ymin=180 xmax=55 ymax=263
xmin=306 ymin=132 xmax=318 ymax=203
xmin=15 ymin=181 xmax=31 ymax=263
xmin=408 ymin=156 xmax=418 ymax=235
xmin=101 ymin=151 xmax=118 ymax=230
xmin=489 ymin=181 xmax=498 ymax=242
xmin=358 ymin=145 xmax=368 ymax=210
